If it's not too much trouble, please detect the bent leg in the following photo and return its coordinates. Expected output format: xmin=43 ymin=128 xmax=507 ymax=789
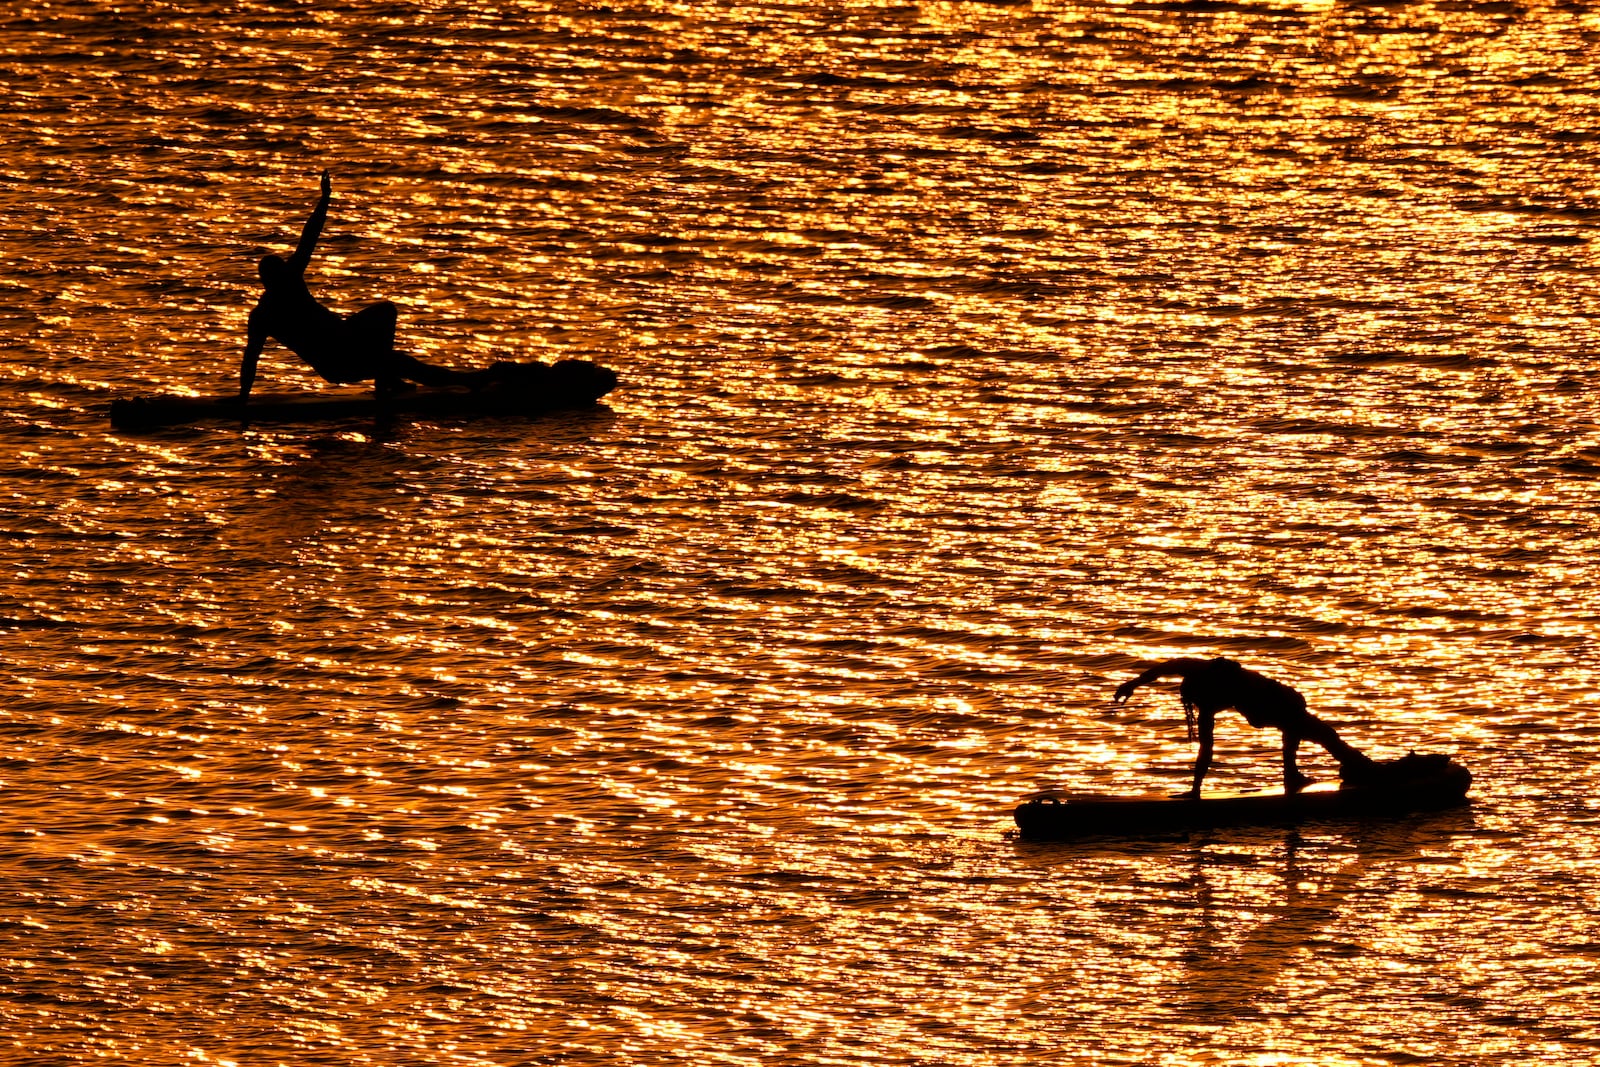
xmin=349 ymin=301 xmax=399 ymax=350
xmin=1281 ymin=732 xmax=1312 ymax=793
xmin=346 ymin=303 xmax=415 ymax=393
xmin=305 ymin=303 xmax=404 ymax=387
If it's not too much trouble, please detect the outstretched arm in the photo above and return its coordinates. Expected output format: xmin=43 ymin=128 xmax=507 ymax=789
xmin=285 ymin=169 xmax=332 ymax=275
xmin=240 ymin=315 xmax=265 ymax=403
xmin=1113 ymin=657 xmax=1211 ymax=703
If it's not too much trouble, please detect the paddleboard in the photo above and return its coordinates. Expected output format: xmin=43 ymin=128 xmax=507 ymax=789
xmin=1015 ymin=754 xmax=1472 ymax=840
xmin=109 ymin=359 xmax=617 ymax=431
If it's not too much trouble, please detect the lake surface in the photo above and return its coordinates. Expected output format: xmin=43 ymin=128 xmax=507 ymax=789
xmin=3 ymin=0 xmax=1600 ymax=1063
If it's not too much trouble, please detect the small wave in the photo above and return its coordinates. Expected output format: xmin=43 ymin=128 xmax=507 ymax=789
xmin=528 ymin=105 xmax=653 ymax=127
xmin=1380 ymin=450 xmax=1482 ymax=466
xmin=936 ymin=125 xmax=1040 ymax=142
xmin=1333 ymin=349 xmax=1486 ymax=370
xmin=1247 ymin=416 xmax=1403 ymax=438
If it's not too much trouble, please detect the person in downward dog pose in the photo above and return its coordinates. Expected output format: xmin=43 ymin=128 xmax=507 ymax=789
xmin=1113 ymin=657 xmax=1377 ymax=798
xmin=239 ymin=169 xmax=502 ymax=403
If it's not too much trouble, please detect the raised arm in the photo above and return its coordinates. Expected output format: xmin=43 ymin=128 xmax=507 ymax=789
xmin=285 ymin=169 xmax=332 ymax=275
xmin=1112 ymin=657 xmax=1211 ymax=703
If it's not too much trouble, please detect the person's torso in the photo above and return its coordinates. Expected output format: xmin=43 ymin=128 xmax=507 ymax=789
xmin=1182 ymin=660 xmax=1307 ymax=727
xmin=252 ymin=279 xmax=342 ymax=357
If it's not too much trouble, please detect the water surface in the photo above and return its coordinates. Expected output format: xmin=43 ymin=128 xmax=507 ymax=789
xmin=3 ymin=1 xmax=1600 ymax=1064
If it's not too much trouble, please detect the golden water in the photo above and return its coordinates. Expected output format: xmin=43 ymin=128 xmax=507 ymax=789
xmin=3 ymin=1 xmax=1600 ymax=1063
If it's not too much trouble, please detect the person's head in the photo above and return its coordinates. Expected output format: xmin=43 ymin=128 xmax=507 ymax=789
xmin=258 ymin=254 xmax=288 ymax=289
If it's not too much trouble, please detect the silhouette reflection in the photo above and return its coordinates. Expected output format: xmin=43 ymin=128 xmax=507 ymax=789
xmin=1175 ymin=814 xmax=1475 ymax=1021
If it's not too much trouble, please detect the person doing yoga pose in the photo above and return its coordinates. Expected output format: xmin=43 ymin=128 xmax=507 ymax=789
xmin=239 ymin=170 xmax=496 ymax=403
xmin=1113 ymin=657 xmax=1376 ymax=798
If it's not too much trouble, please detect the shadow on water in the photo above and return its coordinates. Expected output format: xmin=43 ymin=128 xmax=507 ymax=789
xmin=212 ymin=404 xmax=619 ymax=554
xmin=1012 ymin=807 xmax=1478 ymax=1022
xmin=206 ymin=434 xmax=427 ymax=570
xmin=366 ymin=401 xmax=619 ymax=444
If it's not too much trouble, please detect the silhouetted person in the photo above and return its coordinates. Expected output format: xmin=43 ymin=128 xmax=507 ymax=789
xmin=240 ymin=170 xmax=492 ymax=403
xmin=1113 ymin=657 xmax=1376 ymax=798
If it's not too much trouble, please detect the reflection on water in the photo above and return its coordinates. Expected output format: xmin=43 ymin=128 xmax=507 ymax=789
xmin=2 ymin=0 xmax=1600 ymax=1064
xmin=1176 ymin=824 xmax=1435 ymax=1023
